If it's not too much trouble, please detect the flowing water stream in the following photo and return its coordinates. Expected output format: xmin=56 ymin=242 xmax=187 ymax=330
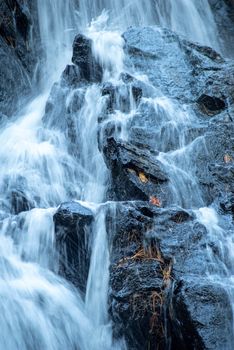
xmin=0 ymin=0 xmax=231 ymax=349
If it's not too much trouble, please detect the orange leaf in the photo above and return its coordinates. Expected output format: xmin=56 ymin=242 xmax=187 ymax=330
xmin=149 ymin=196 xmax=161 ymax=207
xmin=224 ymin=154 xmax=233 ymax=163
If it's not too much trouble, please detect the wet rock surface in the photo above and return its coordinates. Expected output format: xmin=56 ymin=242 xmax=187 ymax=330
xmin=106 ymin=201 xmax=234 ymax=349
xmin=0 ymin=0 xmax=40 ymax=116
xmin=173 ymin=278 xmax=234 ymax=350
xmin=102 ymin=137 xmax=169 ymax=202
xmin=49 ymin=24 xmax=234 ymax=350
xmin=209 ymin=0 xmax=234 ymax=58
xmin=54 ymin=201 xmax=94 ymax=294
xmin=72 ymin=34 xmax=103 ymax=83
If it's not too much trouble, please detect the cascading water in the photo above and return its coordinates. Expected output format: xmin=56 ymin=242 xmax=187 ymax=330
xmin=0 ymin=1 xmax=125 ymax=349
xmin=0 ymin=0 xmax=231 ymax=349
xmin=78 ymin=0 xmax=221 ymax=51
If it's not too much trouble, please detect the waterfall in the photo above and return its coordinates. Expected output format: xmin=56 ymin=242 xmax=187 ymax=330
xmin=0 ymin=0 xmax=230 ymax=349
xmin=37 ymin=0 xmax=79 ymax=83
xmin=78 ymin=0 xmax=220 ymax=51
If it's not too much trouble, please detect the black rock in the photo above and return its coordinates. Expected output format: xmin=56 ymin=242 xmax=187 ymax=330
xmin=107 ymin=201 xmax=233 ymax=349
xmin=61 ymin=64 xmax=81 ymax=87
xmin=72 ymin=34 xmax=103 ymax=83
xmin=101 ymin=80 xmax=143 ymax=114
xmin=173 ymin=278 xmax=234 ymax=350
xmin=197 ymin=94 xmax=226 ymax=115
xmin=0 ymin=0 xmax=40 ymax=116
xmin=102 ymin=137 xmax=169 ymax=202
xmin=107 ymin=202 xmax=172 ymax=349
xmin=10 ymin=190 xmax=34 ymax=215
xmin=209 ymin=0 xmax=234 ymax=58
xmin=192 ymin=121 xmax=234 ymax=206
xmin=219 ymin=192 xmax=234 ymax=215
xmin=53 ymin=201 xmax=94 ymax=294
xmin=123 ymin=26 xmax=234 ymax=104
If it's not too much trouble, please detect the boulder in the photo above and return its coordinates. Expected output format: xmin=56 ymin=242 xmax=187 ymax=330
xmin=0 ymin=0 xmax=40 ymax=116
xmin=101 ymin=76 xmax=143 ymax=113
xmin=191 ymin=121 xmax=234 ymax=206
xmin=72 ymin=34 xmax=103 ymax=83
xmin=107 ymin=202 xmax=172 ymax=349
xmin=53 ymin=201 xmax=94 ymax=294
xmin=209 ymin=0 xmax=234 ymax=58
xmin=107 ymin=201 xmax=233 ymax=349
xmin=0 ymin=37 xmax=31 ymax=116
xmin=46 ymin=25 xmax=234 ymax=349
xmin=173 ymin=278 xmax=234 ymax=350
xmin=123 ymin=26 xmax=234 ymax=104
xmin=10 ymin=190 xmax=34 ymax=215
xmin=197 ymin=94 xmax=226 ymax=116
xmin=102 ymin=137 xmax=169 ymax=202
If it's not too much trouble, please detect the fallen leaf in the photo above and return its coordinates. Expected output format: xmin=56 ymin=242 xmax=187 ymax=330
xmin=139 ymin=172 xmax=148 ymax=183
xmin=149 ymin=196 xmax=161 ymax=207
xmin=224 ymin=154 xmax=233 ymax=163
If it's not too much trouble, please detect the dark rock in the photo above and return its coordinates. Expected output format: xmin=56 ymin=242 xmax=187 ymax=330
xmin=0 ymin=36 xmax=31 ymax=116
xmin=173 ymin=278 xmax=234 ymax=350
xmin=72 ymin=34 xmax=103 ymax=83
xmin=123 ymin=27 xmax=192 ymax=102
xmin=123 ymin=26 xmax=234 ymax=104
xmin=102 ymin=137 xmax=169 ymax=202
xmin=209 ymin=0 xmax=234 ymax=58
xmin=192 ymin=121 xmax=234 ymax=206
xmin=53 ymin=201 xmax=94 ymax=294
xmin=0 ymin=174 xmax=37 ymax=215
xmin=10 ymin=190 xmax=34 ymax=215
xmin=219 ymin=193 xmax=234 ymax=215
xmin=43 ymin=81 xmax=86 ymax=157
xmin=108 ymin=202 xmax=173 ymax=349
xmin=101 ymin=82 xmax=117 ymax=112
xmin=197 ymin=94 xmax=226 ymax=115
xmin=42 ymin=25 xmax=234 ymax=350
xmin=107 ymin=201 xmax=232 ymax=349
xmin=110 ymin=260 xmax=168 ymax=350
xmin=0 ymin=0 xmax=40 ymax=116
xmin=61 ymin=64 xmax=81 ymax=87
xmin=101 ymin=80 xmax=142 ymax=114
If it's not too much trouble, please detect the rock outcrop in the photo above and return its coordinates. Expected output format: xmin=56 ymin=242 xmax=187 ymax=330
xmin=0 ymin=0 xmax=40 ymax=116
xmin=209 ymin=0 xmax=234 ymax=58
xmin=54 ymin=201 xmax=94 ymax=294
xmin=50 ymin=24 xmax=234 ymax=350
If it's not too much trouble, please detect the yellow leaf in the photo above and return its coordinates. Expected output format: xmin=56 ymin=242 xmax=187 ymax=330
xmin=139 ymin=172 xmax=148 ymax=183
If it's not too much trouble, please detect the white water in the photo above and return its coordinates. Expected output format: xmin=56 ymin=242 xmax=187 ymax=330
xmin=78 ymin=0 xmax=221 ymax=51
xmin=0 ymin=0 xmax=230 ymax=349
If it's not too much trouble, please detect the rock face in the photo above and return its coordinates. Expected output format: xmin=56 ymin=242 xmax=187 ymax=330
xmin=72 ymin=34 xmax=103 ymax=83
xmin=54 ymin=201 xmax=94 ymax=294
xmin=107 ymin=202 xmax=233 ymax=350
xmin=0 ymin=0 xmax=40 ymax=116
xmin=102 ymin=137 xmax=169 ymax=202
xmin=209 ymin=0 xmax=234 ymax=58
xmin=173 ymin=279 xmax=233 ymax=350
xmin=50 ymin=23 xmax=234 ymax=350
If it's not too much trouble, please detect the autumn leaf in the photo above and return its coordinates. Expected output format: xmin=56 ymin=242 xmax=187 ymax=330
xmin=224 ymin=154 xmax=233 ymax=163
xmin=149 ymin=196 xmax=161 ymax=207
xmin=139 ymin=172 xmax=148 ymax=183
